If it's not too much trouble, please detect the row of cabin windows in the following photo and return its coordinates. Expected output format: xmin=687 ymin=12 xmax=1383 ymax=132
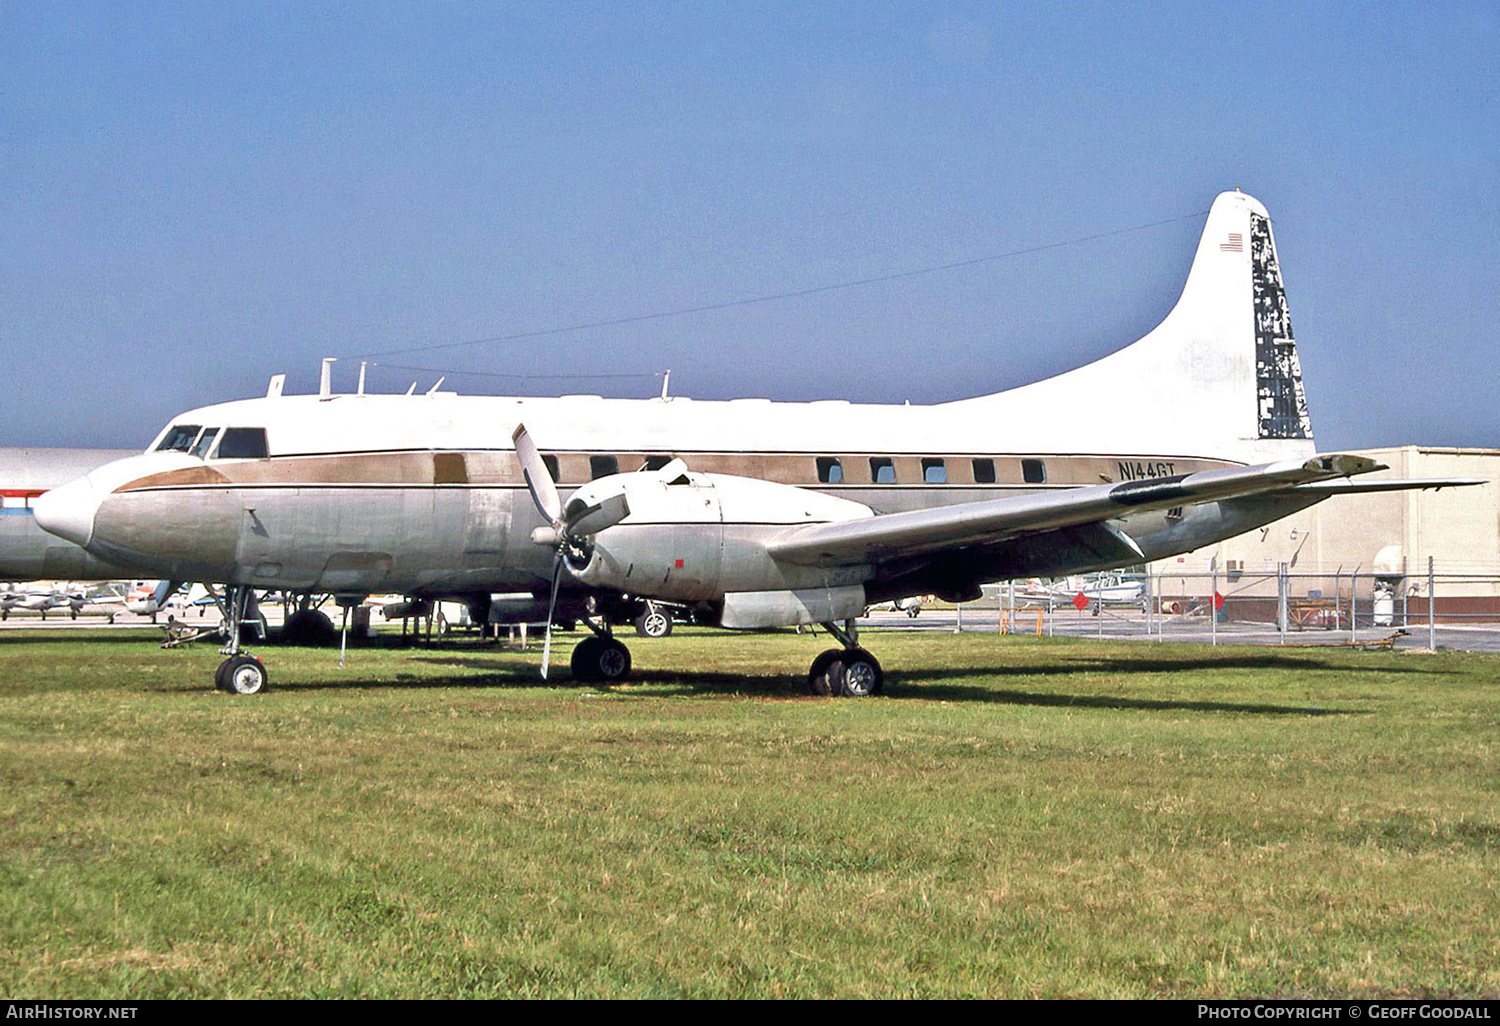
xmin=147 ymin=433 xmax=1051 ymax=485
xmin=155 ymin=425 xmax=270 ymax=460
xmin=816 ymin=456 xmax=1046 ymax=486
xmin=566 ymin=454 xmax=1049 ymax=485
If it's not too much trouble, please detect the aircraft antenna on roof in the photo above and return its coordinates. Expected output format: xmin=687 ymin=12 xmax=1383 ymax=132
xmin=659 ymin=369 xmax=672 ymax=401
xmin=357 ymin=361 xmax=367 ymax=396
xmin=319 ymin=357 xmax=336 ymax=399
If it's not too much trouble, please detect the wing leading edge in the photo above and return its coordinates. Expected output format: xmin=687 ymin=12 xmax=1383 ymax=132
xmin=763 ymin=454 xmax=1477 ymax=569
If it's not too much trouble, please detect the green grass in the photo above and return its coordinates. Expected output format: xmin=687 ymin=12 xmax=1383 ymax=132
xmin=2 ymin=627 xmax=1498 ymax=997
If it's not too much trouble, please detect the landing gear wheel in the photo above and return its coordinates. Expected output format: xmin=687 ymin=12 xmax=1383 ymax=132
xmin=808 ymin=649 xmax=842 ymax=696
xmin=281 ymin=608 xmax=337 ymax=645
xmin=906 ymin=605 xmax=921 ymax=618
xmin=571 ymin=636 xmax=632 ymax=682
xmin=829 ymin=647 xmax=883 ymax=698
xmin=217 ymin=655 xmax=269 ymax=695
xmin=635 ymin=605 xmax=673 ymax=638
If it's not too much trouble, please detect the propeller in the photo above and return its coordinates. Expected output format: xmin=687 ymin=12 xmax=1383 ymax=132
xmin=512 ymin=424 xmax=635 ymax=678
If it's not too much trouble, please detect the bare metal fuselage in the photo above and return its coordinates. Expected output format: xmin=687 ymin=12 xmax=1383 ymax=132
xmin=82 ymin=441 xmax=1317 ymax=603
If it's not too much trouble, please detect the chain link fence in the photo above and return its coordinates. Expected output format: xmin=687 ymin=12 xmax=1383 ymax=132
xmin=934 ymin=560 xmax=1500 ymax=647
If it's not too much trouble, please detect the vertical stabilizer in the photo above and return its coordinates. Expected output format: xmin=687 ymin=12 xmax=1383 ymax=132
xmin=952 ymin=190 xmax=1316 ymax=462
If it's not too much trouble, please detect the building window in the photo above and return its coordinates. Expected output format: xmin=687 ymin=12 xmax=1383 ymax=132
xmin=817 ymin=457 xmax=843 ymax=484
xmin=542 ymin=455 xmax=560 ymax=482
xmin=1021 ymin=459 xmax=1047 ymax=484
xmin=972 ymin=458 xmax=996 ymax=484
xmin=590 ymin=455 xmax=620 ymax=480
xmin=641 ymin=455 xmax=673 ymax=471
xmin=922 ymin=458 xmax=947 ymax=484
xmin=869 ymin=457 xmax=896 ymax=484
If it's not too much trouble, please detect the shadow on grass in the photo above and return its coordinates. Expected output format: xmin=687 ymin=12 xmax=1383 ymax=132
xmin=270 ymin=653 xmax=1364 ymax=716
xmin=0 ymin=629 xmax=177 ymax=646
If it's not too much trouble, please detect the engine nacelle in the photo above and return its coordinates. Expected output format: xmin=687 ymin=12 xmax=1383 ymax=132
xmin=565 ymin=469 xmax=874 ymax=603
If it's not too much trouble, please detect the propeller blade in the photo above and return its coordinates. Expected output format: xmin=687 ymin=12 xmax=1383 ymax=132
xmin=540 ymin=550 xmax=563 ymax=680
xmin=564 ymin=491 xmax=631 ymax=536
xmin=512 ymin=424 xmax=562 ymax=527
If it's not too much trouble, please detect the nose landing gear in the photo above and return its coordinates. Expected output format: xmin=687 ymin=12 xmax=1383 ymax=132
xmin=214 ymin=586 xmax=269 ymax=695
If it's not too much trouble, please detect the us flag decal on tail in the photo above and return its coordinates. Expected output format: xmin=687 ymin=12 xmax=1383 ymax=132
xmin=1220 ymin=233 xmax=1243 ymax=252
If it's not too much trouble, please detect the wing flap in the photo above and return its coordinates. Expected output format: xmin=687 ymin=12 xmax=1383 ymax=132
xmin=766 ymin=453 xmax=1386 ymax=567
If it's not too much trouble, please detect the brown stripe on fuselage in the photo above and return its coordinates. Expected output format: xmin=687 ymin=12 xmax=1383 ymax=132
xmin=113 ymin=450 xmax=1237 ymax=493
xmin=119 ymin=464 xmax=232 ymax=492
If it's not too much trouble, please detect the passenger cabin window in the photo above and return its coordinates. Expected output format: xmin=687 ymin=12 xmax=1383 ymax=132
xmin=190 ymin=428 xmax=220 ymax=459
xmin=157 ymin=425 xmax=201 ymax=452
xmin=215 ymin=428 xmax=270 ymax=460
xmin=972 ymin=458 xmax=997 ymax=484
xmin=590 ymin=455 xmax=620 ymax=480
xmin=541 ymin=455 xmax=560 ymax=482
xmin=1022 ymin=459 xmax=1047 ymax=484
xmin=922 ymin=458 xmax=947 ymax=484
xmin=816 ymin=457 xmax=843 ymax=484
xmin=869 ymin=457 xmax=896 ymax=484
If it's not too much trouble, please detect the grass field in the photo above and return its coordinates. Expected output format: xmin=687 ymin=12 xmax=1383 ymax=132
xmin=1 ymin=627 xmax=1497 ymax=998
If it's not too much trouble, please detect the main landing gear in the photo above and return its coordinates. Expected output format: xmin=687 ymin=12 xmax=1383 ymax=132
xmin=213 ymin=586 xmax=269 ymax=695
xmin=808 ymin=619 xmax=884 ymax=698
xmin=570 ymin=619 xmax=632 ymax=683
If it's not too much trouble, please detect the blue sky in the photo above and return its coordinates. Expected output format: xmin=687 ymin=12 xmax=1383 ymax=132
xmin=3 ymin=1 xmax=1496 ymax=451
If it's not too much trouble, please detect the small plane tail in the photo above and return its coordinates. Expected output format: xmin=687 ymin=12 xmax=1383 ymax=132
xmin=955 ymin=189 xmax=1316 ymax=463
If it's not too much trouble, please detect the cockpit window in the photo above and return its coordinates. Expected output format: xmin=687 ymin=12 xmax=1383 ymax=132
xmin=156 ymin=425 xmax=202 ymax=452
xmin=214 ymin=428 xmax=270 ymax=460
xmin=190 ymin=428 xmax=221 ymax=459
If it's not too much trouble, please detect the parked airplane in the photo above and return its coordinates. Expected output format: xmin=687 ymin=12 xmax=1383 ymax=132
xmin=32 ymin=190 xmax=1481 ymax=695
xmin=1 ymin=447 xmax=140 ymax=582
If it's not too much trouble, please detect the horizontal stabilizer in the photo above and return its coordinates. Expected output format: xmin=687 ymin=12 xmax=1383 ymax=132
xmin=1290 ymin=477 xmax=1487 ymax=496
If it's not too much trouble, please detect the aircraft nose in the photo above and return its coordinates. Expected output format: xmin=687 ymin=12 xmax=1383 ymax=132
xmin=32 ymin=475 xmax=101 ymax=548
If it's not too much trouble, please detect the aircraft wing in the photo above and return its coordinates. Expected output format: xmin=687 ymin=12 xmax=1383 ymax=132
xmin=764 ymin=453 xmax=1404 ymax=568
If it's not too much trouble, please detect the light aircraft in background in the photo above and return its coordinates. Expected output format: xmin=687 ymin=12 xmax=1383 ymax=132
xmin=33 ymin=190 xmax=1483 ymax=695
xmin=1011 ymin=574 xmax=1147 ymax=609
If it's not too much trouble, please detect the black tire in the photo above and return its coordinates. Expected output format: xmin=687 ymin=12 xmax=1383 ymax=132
xmin=634 ymin=605 xmax=673 ymax=638
xmin=219 ymin=655 xmax=269 ymax=695
xmin=214 ymin=658 xmax=232 ymax=691
xmin=906 ymin=605 xmax=920 ymax=618
xmin=829 ymin=648 xmax=883 ymax=697
xmin=808 ymin=649 xmax=842 ymax=696
xmin=570 ymin=636 xmax=604 ymax=681
xmin=281 ymin=608 xmax=338 ymax=645
xmin=571 ymin=636 xmax=632 ymax=683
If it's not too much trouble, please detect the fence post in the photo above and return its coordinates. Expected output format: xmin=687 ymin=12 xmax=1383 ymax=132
xmin=1278 ymin=562 xmax=1288 ymax=643
xmin=1211 ymin=568 xmax=1218 ymax=646
xmin=1428 ymin=555 xmax=1436 ymax=650
xmin=1350 ymin=572 xmax=1358 ymax=644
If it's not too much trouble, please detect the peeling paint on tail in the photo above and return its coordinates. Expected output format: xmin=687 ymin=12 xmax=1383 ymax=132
xmin=1251 ymin=212 xmax=1312 ymax=440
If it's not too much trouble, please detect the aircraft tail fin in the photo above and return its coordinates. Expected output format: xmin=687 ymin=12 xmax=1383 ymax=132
xmin=956 ymin=189 xmax=1315 ymax=462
